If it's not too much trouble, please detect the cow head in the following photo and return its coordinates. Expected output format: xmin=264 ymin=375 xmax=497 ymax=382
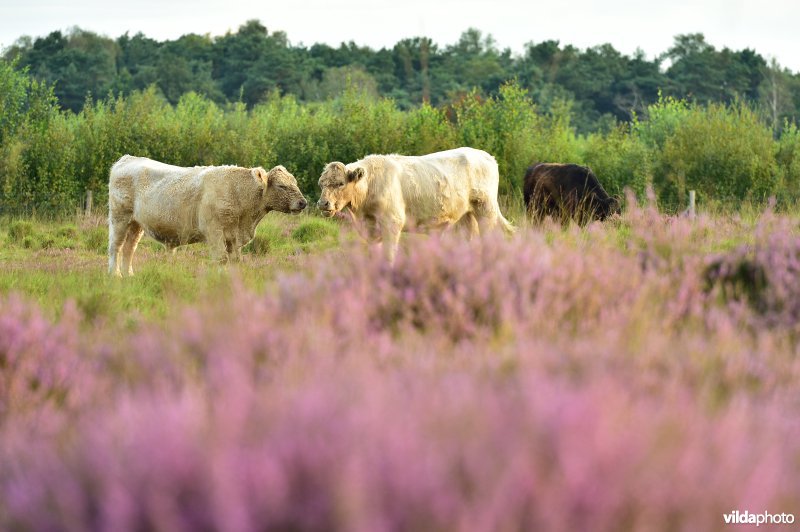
xmin=256 ymin=166 xmax=307 ymax=214
xmin=607 ymin=196 xmax=622 ymax=217
xmin=598 ymin=196 xmax=622 ymax=220
xmin=317 ymin=161 xmax=365 ymax=217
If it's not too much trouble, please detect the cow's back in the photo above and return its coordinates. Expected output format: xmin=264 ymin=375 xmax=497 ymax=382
xmin=382 ymin=148 xmax=498 ymax=225
xmin=113 ymin=157 xmax=206 ymax=203
xmin=525 ymin=164 xmax=591 ymax=202
xmin=419 ymin=147 xmax=499 ymax=190
xmin=109 ymin=156 xmax=216 ymax=243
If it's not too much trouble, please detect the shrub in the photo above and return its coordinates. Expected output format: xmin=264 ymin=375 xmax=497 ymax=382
xmin=0 ymin=59 xmax=30 ymax=146
xmin=243 ymin=220 xmax=289 ymax=255
xmin=582 ymin=122 xmax=650 ymax=199
xmin=402 ymin=103 xmax=456 ymax=155
xmin=20 ymin=235 xmax=38 ymax=249
xmin=638 ymin=97 xmax=778 ymax=208
xmin=705 ymin=214 xmax=800 ymax=330
xmin=0 ymin=66 xmax=794 ymax=213
xmin=454 ymin=82 xmax=580 ymax=196
xmin=56 ymin=225 xmax=78 ymax=239
xmin=291 ymin=219 xmax=338 ymax=244
xmin=7 ymin=220 xmax=34 ymax=242
xmin=776 ymin=121 xmax=800 ymax=200
xmin=82 ymin=226 xmax=108 ymax=254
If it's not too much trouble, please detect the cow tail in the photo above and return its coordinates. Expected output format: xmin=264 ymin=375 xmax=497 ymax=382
xmin=498 ymin=213 xmax=516 ymax=236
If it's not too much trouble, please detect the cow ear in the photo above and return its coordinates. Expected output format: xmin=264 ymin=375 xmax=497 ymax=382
xmin=252 ymin=167 xmax=269 ymax=187
xmin=347 ymin=167 xmax=364 ymax=183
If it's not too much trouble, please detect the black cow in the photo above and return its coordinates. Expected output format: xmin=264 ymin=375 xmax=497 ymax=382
xmin=523 ymin=163 xmax=620 ymax=224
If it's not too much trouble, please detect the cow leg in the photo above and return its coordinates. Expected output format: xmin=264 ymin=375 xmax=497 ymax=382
xmin=380 ymin=214 xmax=404 ymax=264
xmin=121 ymin=221 xmax=144 ymax=276
xmin=470 ymin=191 xmax=500 ymax=235
xmin=354 ymin=215 xmax=380 ymax=256
xmin=366 ymin=217 xmax=383 ymax=243
xmin=225 ymin=237 xmax=243 ymax=263
xmin=108 ymin=216 xmax=130 ymax=277
xmin=206 ymin=223 xmax=228 ymax=264
xmin=477 ymin=214 xmax=498 ymax=235
xmin=454 ymin=212 xmax=480 ymax=240
xmin=382 ymin=228 xmax=401 ymax=264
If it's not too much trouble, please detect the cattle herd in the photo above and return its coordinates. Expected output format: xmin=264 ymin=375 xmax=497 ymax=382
xmin=107 ymin=148 xmax=618 ymax=275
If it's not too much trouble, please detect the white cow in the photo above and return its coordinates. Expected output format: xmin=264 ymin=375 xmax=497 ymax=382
xmin=108 ymin=155 xmax=307 ymax=276
xmin=317 ymin=147 xmax=514 ymax=262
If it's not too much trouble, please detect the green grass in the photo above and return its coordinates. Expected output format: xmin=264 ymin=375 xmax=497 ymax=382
xmin=0 ymin=212 xmax=343 ymax=323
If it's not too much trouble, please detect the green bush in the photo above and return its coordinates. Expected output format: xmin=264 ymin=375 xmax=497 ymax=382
xmin=246 ymin=234 xmax=272 ymax=255
xmin=243 ymin=220 xmax=289 ymax=255
xmin=56 ymin=225 xmax=79 ymax=239
xmin=291 ymin=219 xmax=338 ymax=244
xmin=0 ymin=64 xmax=797 ymax=214
xmin=454 ymin=83 xmax=581 ymax=195
xmin=82 ymin=226 xmax=108 ymax=254
xmin=5 ymin=221 xmax=83 ymax=250
xmin=403 ymin=103 xmax=456 ymax=155
xmin=776 ymin=121 xmax=800 ymax=200
xmin=8 ymin=220 xmax=35 ymax=242
xmin=0 ymin=59 xmax=30 ymax=146
xmin=637 ymin=96 xmax=778 ymax=208
xmin=21 ymin=235 xmax=38 ymax=249
xmin=583 ymin=123 xmax=650 ymax=199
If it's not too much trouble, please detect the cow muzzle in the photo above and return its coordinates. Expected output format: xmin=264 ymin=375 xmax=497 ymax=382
xmin=291 ymin=198 xmax=308 ymax=213
xmin=317 ymin=198 xmax=336 ymax=217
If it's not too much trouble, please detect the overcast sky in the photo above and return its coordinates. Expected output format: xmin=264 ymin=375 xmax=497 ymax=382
xmin=2 ymin=0 xmax=799 ymax=71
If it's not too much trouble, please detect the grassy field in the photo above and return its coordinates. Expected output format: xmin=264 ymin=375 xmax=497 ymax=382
xmin=0 ymin=197 xmax=765 ymax=323
xmin=0 ymin=211 xmax=342 ymax=322
xmin=1 ymin=201 xmax=799 ymax=530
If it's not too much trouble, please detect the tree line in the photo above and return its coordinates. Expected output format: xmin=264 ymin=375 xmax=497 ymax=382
xmin=4 ymin=20 xmax=799 ymax=133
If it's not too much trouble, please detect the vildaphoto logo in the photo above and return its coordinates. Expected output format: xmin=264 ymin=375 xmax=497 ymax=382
xmin=723 ymin=510 xmax=795 ymax=526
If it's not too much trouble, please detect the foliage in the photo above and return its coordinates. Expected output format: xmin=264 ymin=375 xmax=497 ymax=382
xmin=453 ymin=83 xmax=578 ymax=195
xmin=636 ymin=96 xmax=779 ymax=207
xmin=776 ymin=121 xmax=800 ymax=199
xmin=4 ymin=24 xmax=800 ymax=133
xmin=291 ymin=218 xmax=338 ymax=244
xmin=582 ymin=122 xmax=650 ymax=198
xmin=0 ymin=59 xmax=30 ymax=145
xmin=2 ymin=60 xmax=800 ymax=214
xmin=705 ymin=212 xmax=800 ymax=327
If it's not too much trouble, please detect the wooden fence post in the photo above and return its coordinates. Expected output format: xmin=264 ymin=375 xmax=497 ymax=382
xmin=85 ymin=190 xmax=93 ymax=216
xmin=688 ymin=190 xmax=696 ymax=220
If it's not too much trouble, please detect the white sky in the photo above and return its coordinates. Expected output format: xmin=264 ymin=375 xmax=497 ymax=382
xmin=2 ymin=0 xmax=799 ymax=71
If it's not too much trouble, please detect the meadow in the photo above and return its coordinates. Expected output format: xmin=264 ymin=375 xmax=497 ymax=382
xmin=0 ymin=196 xmax=799 ymax=530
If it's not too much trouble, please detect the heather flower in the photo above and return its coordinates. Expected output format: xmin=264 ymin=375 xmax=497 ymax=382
xmin=1 ymin=206 xmax=800 ymax=530
xmin=0 ymin=296 xmax=84 ymax=419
